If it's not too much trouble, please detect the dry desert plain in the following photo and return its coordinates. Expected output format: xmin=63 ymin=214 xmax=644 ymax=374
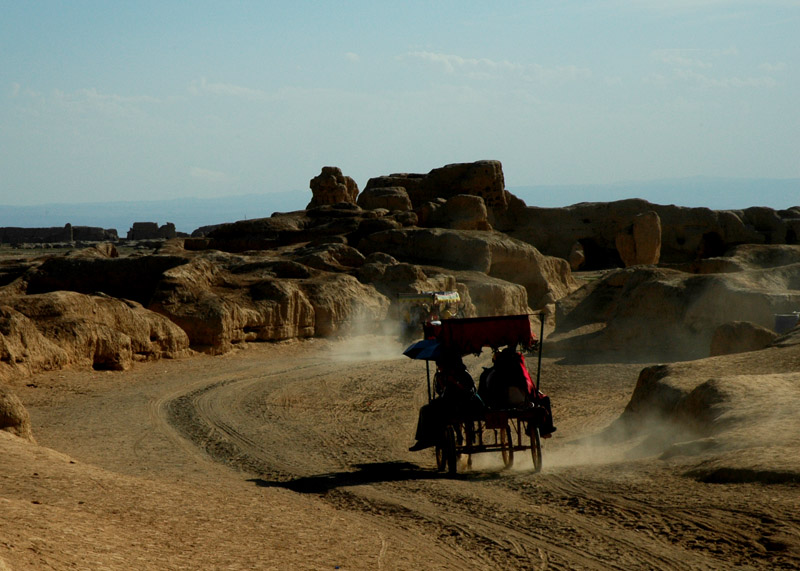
xmin=2 ymin=327 xmax=799 ymax=570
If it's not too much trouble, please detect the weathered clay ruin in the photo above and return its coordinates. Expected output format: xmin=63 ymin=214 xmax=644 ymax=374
xmin=1 ymin=160 xmax=798 ymax=381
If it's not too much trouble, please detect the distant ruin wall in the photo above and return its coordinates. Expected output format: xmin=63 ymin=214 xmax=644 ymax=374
xmin=73 ymin=226 xmax=119 ymax=241
xmin=127 ymin=222 xmax=177 ymax=241
xmin=0 ymin=226 xmax=72 ymax=244
xmin=0 ymin=225 xmax=118 ymax=244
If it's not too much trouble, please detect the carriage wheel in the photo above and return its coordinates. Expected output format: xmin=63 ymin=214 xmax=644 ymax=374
xmin=529 ymin=424 xmax=542 ymax=473
xmin=443 ymin=425 xmax=458 ymax=475
xmin=435 ymin=425 xmax=459 ymax=473
xmin=500 ymin=423 xmax=514 ymax=469
xmin=435 ymin=443 xmax=447 ymax=471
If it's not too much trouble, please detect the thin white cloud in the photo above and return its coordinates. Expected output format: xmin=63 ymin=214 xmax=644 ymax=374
xmin=406 ymin=51 xmax=523 ymax=75
xmin=11 ymin=85 xmax=161 ymax=118
xmin=344 ymin=52 xmax=360 ymax=62
xmin=189 ymin=77 xmax=267 ymax=100
xmin=646 ymin=69 xmax=777 ymax=88
xmin=403 ymin=51 xmax=589 ymax=84
xmin=652 ymin=47 xmax=738 ymax=69
xmin=8 ymin=83 xmax=44 ymax=99
xmin=74 ymin=88 xmax=160 ymax=105
xmin=649 ymin=47 xmax=777 ymax=89
xmin=676 ymin=69 xmax=777 ymax=88
xmin=759 ymin=62 xmax=788 ymax=72
xmin=652 ymin=49 xmax=713 ymax=69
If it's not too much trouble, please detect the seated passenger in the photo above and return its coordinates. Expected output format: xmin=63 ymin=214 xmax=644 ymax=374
xmin=408 ymin=352 xmax=484 ymax=451
xmin=478 ymin=348 xmax=530 ymax=408
xmin=478 ymin=347 xmax=556 ymax=436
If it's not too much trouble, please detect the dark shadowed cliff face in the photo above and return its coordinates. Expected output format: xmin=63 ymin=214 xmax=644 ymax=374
xmin=25 ymin=255 xmax=189 ymax=305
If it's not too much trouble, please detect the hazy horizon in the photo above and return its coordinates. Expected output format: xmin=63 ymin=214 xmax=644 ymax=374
xmin=2 ymin=3 xmax=798 ymax=211
xmin=1 ymin=176 xmax=797 ymax=235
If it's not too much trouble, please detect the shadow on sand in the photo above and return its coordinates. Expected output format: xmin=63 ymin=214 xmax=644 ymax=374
xmin=248 ymin=461 xmax=503 ymax=494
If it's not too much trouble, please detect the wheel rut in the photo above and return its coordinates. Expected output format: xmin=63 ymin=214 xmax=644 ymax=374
xmin=154 ymin=347 xmax=799 ymax=570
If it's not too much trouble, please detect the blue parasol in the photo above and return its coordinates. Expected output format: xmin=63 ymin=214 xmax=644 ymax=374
xmin=403 ymin=338 xmax=442 ymax=361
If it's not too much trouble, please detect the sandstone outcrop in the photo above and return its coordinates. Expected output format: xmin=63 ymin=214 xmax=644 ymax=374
xmin=420 ymin=195 xmax=492 ymax=231
xmin=206 ymin=204 xmax=414 ymax=252
xmin=307 ymin=166 xmax=359 ymax=209
xmin=293 ymin=243 xmax=366 ymax=272
xmin=550 ymin=252 xmax=800 ymax=362
xmin=602 ymin=345 xmax=800 ymax=481
xmin=710 ymin=321 xmax=779 ymax=356
xmin=4 ymin=160 xmax=794 ymax=374
xmin=568 ymin=241 xmax=585 ymax=271
xmin=0 ymin=289 xmax=189 ymax=385
xmin=0 ymin=305 xmax=68 ymax=381
xmin=0 ymin=385 xmax=34 ymax=441
xmin=356 ymin=187 xmax=412 ymax=212
xmin=502 ymin=199 xmax=800 ymax=270
xmin=65 ymin=242 xmax=119 ymax=259
xmin=615 ymin=211 xmax=661 ymax=267
xmin=446 ymin=271 xmax=529 ymax=317
xmin=149 ymin=251 xmax=390 ymax=353
xmin=357 ymin=227 xmax=576 ymax=310
xmin=363 ymin=160 xmax=510 ymax=221
xmin=23 ymin=254 xmax=189 ymax=306
xmin=7 ymin=291 xmax=190 ymax=370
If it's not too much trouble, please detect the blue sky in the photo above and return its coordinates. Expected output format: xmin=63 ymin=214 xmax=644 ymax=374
xmin=2 ymin=1 xmax=798 ymax=209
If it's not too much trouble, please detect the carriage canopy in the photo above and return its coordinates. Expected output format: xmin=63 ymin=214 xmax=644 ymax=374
xmin=404 ymin=314 xmax=537 ymax=360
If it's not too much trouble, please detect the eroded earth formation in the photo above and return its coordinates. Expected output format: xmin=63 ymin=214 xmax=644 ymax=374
xmin=2 ymin=160 xmax=799 ymax=569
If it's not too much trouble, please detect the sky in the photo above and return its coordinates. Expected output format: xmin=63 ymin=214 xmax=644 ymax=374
xmin=1 ymin=1 xmax=798 ymax=211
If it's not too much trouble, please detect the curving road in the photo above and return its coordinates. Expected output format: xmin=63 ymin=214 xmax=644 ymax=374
xmin=148 ymin=338 xmax=798 ymax=570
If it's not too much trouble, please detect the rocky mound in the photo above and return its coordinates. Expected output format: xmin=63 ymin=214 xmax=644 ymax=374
xmin=0 ymin=305 xmax=68 ymax=380
xmin=2 ymin=161 xmax=797 ymax=409
xmin=549 ymin=245 xmax=800 ymax=362
xmin=148 ymin=249 xmax=390 ymax=353
xmin=502 ymin=199 xmax=800 ymax=270
xmin=709 ymin=321 xmax=778 ymax=356
xmin=0 ymin=385 xmax=34 ymax=441
xmin=2 ymin=291 xmax=190 ymax=375
xmin=601 ymin=337 xmax=800 ymax=483
xmin=363 ymin=160 xmax=511 ymax=219
xmin=358 ymin=227 xmax=575 ymax=309
xmin=24 ymin=252 xmax=189 ymax=306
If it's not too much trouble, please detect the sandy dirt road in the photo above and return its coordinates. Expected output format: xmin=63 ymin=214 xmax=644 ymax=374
xmin=7 ymin=336 xmax=799 ymax=570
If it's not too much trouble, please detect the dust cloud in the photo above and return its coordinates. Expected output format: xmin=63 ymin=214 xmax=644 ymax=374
xmin=327 ymin=333 xmax=408 ymax=362
xmin=545 ymin=440 xmax=636 ymax=470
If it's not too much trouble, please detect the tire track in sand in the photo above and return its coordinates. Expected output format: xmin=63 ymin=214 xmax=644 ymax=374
xmin=154 ymin=358 xmax=706 ymax=570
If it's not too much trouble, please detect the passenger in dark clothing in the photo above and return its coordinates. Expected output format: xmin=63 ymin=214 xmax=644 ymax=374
xmin=409 ymin=353 xmax=484 ymax=451
xmin=478 ymin=347 xmax=557 ymax=436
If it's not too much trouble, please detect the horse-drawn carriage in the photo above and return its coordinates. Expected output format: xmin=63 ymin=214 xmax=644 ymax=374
xmin=404 ymin=314 xmax=553 ymax=474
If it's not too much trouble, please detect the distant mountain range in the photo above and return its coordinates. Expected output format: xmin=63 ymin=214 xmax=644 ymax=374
xmin=0 ymin=177 xmax=796 ymax=235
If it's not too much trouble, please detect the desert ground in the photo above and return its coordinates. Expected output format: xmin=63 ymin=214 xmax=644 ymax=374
xmin=2 ymin=331 xmax=798 ymax=570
